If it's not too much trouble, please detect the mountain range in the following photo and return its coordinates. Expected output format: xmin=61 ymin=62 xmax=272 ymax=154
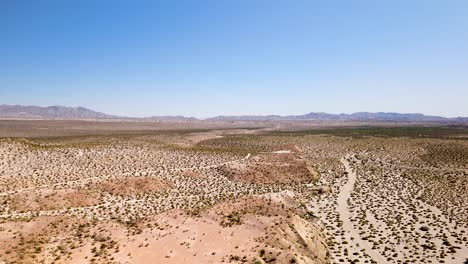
xmin=206 ymin=112 xmax=468 ymax=122
xmin=0 ymin=105 xmax=116 ymax=119
xmin=1 ymin=104 xmax=467 ymax=122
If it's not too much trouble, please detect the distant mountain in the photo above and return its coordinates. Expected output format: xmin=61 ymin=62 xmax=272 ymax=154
xmin=0 ymin=105 xmax=199 ymax=121
xmin=206 ymin=115 xmax=284 ymax=121
xmin=0 ymin=105 xmax=117 ymax=119
xmin=145 ymin=116 xmax=199 ymax=122
xmin=207 ymin=112 xmax=467 ymax=122
xmin=1 ymin=105 xmax=466 ymax=122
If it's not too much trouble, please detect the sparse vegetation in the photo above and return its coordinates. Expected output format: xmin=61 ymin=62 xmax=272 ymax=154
xmin=0 ymin=123 xmax=466 ymax=263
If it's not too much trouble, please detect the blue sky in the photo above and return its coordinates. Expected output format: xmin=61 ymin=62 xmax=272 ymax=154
xmin=1 ymin=0 xmax=467 ymax=117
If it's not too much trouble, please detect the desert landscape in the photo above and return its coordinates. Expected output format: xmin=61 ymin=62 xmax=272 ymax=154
xmin=3 ymin=1 xmax=468 ymax=263
xmin=0 ymin=120 xmax=466 ymax=264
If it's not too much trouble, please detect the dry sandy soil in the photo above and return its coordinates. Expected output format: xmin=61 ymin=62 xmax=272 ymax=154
xmin=0 ymin=120 xmax=467 ymax=263
xmin=218 ymin=151 xmax=319 ymax=184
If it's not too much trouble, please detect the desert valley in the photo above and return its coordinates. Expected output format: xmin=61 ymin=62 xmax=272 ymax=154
xmin=0 ymin=117 xmax=466 ymax=264
xmin=4 ymin=1 xmax=468 ymax=263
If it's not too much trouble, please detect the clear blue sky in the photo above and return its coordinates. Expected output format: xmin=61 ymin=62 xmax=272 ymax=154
xmin=1 ymin=0 xmax=467 ymax=118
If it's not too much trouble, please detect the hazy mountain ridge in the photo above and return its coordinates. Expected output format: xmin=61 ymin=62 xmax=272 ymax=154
xmin=144 ymin=116 xmax=199 ymax=122
xmin=0 ymin=105 xmax=116 ymax=119
xmin=1 ymin=105 xmax=467 ymax=122
xmin=0 ymin=105 xmax=200 ymax=122
xmin=207 ymin=112 xmax=468 ymax=122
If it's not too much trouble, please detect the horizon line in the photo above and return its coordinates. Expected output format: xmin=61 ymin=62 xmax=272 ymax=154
xmin=1 ymin=104 xmax=467 ymax=119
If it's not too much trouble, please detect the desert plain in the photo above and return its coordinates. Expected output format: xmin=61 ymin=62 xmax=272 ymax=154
xmin=0 ymin=120 xmax=467 ymax=264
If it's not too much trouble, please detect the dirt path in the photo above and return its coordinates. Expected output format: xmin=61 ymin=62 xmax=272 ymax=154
xmin=339 ymin=157 xmax=387 ymax=263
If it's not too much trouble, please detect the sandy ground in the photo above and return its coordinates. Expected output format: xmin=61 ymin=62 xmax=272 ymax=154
xmin=0 ymin=132 xmax=329 ymax=264
xmin=334 ymin=158 xmax=387 ymax=263
xmin=104 ymin=210 xmax=268 ymax=264
xmin=1 ymin=125 xmax=466 ymax=264
xmin=310 ymin=154 xmax=468 ymax=264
